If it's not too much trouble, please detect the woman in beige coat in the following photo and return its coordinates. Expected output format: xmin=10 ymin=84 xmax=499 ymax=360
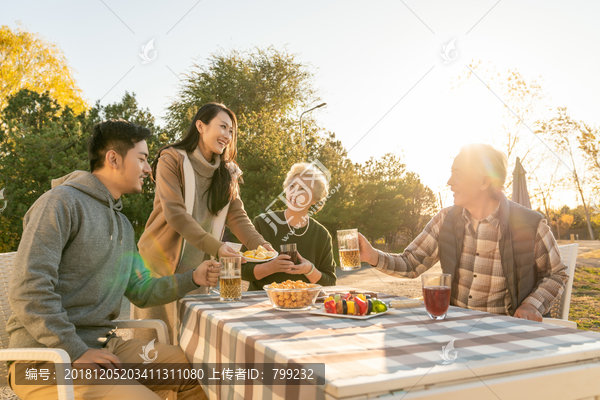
xmin=133 ymin=102 xmax=273 ymax=343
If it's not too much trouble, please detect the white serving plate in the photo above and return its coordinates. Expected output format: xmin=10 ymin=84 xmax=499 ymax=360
xmin=309 ymin=306 xmax=389 ymax=320
xmin=227 ymin=242 xmax=278 ymax=262
xmin=238 ymin=251 xmax=279 ymax=263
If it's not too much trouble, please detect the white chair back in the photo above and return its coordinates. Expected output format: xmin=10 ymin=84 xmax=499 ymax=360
xmin=0 ymin=252 xmax=16 ymax=382
xmin=0 ymin=251 xmax=169 ymax=399
xmin=555 ymin=244 xmax=578 ymax=320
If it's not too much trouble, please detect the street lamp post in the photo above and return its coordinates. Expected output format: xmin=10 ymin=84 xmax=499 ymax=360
xmin=300 ymin=102 xmax=327 ymax=161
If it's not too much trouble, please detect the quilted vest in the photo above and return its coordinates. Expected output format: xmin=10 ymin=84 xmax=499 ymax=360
xmin=438 ymin=197 xmax=543 ymax=316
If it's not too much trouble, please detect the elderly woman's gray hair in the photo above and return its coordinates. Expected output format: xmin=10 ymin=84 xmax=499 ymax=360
xmin=283 ymin=163 xmax=330 ymax=212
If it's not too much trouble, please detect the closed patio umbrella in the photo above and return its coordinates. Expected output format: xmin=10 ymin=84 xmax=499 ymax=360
xmin=512 ymin=157 xmax=531 ymax=209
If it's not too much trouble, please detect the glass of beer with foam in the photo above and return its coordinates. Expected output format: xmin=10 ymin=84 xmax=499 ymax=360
xmin=337 ymin=229 xmax=361 ymax=271
xmin=219 ymin=257 xmax=242 ymax=302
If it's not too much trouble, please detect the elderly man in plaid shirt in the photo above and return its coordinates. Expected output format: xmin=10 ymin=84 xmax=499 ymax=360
xmin=359 ymin=144 xmax=568 ymax=321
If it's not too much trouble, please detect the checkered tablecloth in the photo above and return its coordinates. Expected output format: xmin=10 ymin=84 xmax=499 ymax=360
xmin=178 ymin=287 xmax=600 ymax=400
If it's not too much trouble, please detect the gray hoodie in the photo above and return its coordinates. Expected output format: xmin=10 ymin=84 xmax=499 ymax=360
xmin=7 ymin=171 xmax=199 ymax=361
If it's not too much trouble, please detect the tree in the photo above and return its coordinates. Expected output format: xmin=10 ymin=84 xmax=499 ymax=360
xmin=453 ymin=61 xmax=558 ymax=202
xmin=0 ymin=24 xmax=87 ymax=115
xmin=87 ymin=92 xmax=170 ymax=238
xmin=0 ymin=89 xmax=88 ymax=251
xmin=165 ymin=47 xmax=317 ymax=138
xmin=550 ymin=213 xmax=574 ymax=240
xmin=352 ymin=153 xmax=438 ymax=250
xmin=353 ymin=154 xmax=408 ymax=245
xmin=578 ymin=121 xmax=600 ymax=172
xmin=235 ymin=110 xmax=305 ymax=219
xmin=164 ymin=47 xmax=325 ymax=221
xmin=310 ymin=132 xmax=359 ymax=237
xmin=577 ymin=121 xmax=600 ymax=211
xmin=537 ymin=107 xmax=595 ymax=240
xmin=400 ymin=172 xmax=438 ymax=241
xmin=0 ymin=44 xmax=441 ymax=256
xmin=0 ymin=90 xmax=165 ymax=251
xmin=164 ymin=47 xmax=440 ymax=251
xmin=530 ymin=160 xmax=564 ymax=222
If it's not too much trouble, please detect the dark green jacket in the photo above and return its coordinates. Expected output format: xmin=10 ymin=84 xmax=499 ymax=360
xmin=242 ymin=211 xmax=336 ymax=291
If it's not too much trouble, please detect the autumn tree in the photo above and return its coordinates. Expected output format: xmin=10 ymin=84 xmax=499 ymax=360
xmin=453 ymin=61 xmax=561 ymax=205
xmin=530 ymin=160 xmax=564 ymax=221
xmin=577 ymin=121 xmax=600 ymax=211
xmin=0 ymin=24 xmax=87 ymax=115
xmin=537 ymin=107 xmax=595 ymax=240
xmin=550 ymin=213 xmax=574 ymax=240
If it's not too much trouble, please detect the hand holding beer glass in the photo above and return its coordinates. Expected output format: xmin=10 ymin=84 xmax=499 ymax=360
xmin=421 ymin=273 xmax=451 ymax=320
xmin=219 ymin=257 xmax=242 ymax=302
xmin=337 ymin=229 xmax=361 ymax=271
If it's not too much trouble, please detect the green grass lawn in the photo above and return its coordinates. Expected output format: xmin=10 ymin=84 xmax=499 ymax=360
xmin=570 ymin=266 xmax=600 ymax=331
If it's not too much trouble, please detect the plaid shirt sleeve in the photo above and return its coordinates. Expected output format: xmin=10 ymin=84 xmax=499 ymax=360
xmin=521 ymin=219 xmax=569 ymax=315
xmin=373 ymin=208 xmax=450 ymax=278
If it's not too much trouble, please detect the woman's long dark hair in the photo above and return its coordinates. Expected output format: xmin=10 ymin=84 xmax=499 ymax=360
xmin=152 ymin=103 xmax=239 ymax=215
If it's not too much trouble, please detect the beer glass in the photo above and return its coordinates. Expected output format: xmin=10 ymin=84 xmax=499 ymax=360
xmin=421 ymin=273 xmax=452 ymax=320
xmin=337 ymin=229 xmax=361 ymax=271
xmin=219 ymin=257 xmax=242 ymax=302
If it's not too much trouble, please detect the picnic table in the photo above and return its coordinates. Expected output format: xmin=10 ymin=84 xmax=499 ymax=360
xmin=177 ymin=286 xmax=600 ymax=400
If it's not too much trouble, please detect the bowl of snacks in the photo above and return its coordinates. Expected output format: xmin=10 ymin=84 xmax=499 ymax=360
xmin=264 ymin=280 xmax=322 ymax=310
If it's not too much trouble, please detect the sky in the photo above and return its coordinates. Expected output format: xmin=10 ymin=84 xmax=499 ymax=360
xmin=2 ymin=0 xmax=599 ymax=209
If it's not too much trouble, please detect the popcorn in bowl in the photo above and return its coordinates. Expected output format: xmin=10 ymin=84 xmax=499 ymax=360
xmin=264 ymin=280 xmax=322 ymax=310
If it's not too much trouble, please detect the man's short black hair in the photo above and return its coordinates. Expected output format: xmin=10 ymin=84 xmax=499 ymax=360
xmin=88 ymin=119 xmax=152 ymax=172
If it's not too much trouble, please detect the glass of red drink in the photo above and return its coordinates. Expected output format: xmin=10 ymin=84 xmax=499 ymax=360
xmin=280 ymin=243 xmax=300 ymax=265
xmin=421 ymin=273 xmax=452 ymax=320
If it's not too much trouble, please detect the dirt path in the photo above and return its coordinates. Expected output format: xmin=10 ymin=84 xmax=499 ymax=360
xmin=335 ymin=262 xmax=441 ymax=298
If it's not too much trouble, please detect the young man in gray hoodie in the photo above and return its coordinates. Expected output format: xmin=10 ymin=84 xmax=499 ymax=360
xmin=7 ymin=120 xmax=218 ymax=399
